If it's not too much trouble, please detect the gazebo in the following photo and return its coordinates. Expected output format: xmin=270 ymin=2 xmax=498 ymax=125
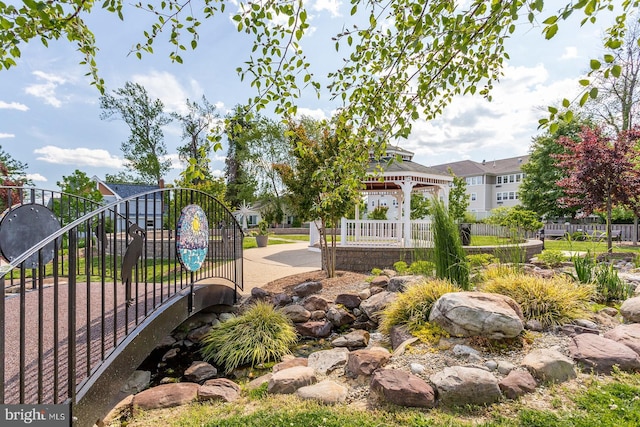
xmin=340 ymin=146 xmax=453 ymax=248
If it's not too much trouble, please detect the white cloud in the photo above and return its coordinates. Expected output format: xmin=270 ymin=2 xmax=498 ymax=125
xmin=211 ymin=169 xmax=224 ymax=178
xmin=561 ymin=46 xmax=579 ymax=60
xmin=0 ymin=133 xmax=14 ymax=139
xmin=404 ymin=63 xmax=583 ymax=166
xmin=26 ymin=173 xmax=47 ymax=182
xmin=33 ymin=146 xmax=124 ymax=168
xmin=132 ymin=71 xmax=194 ymax=115
xmin=24 ymin=71 xmax=67 ymax=108
xmin=312 ymin=0 xmax=342 ymax=17
xmin=296 ymin=107 xmax=328 ymax=120
xmin=162 ymin=153 xmax=184 ymax=169
xmin=0 ymin=101 xmax=29 ymax=111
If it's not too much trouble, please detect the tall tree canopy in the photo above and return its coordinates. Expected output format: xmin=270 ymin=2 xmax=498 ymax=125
xmin=1 ymin=1 xmax=636 ymax=143
xmin=520 ymin=118 xmax=593 ymax=219
xmin=99 ymin=82 xmax=172 ymax=184
xmin=224 ymin=106 xmax=258 ymax=209
xmin=555 ymin=126 xmax=640 ymax=252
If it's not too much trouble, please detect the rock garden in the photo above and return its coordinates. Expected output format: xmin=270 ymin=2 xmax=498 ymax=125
xmin=104 ymin=250 xmax=640 ymax=426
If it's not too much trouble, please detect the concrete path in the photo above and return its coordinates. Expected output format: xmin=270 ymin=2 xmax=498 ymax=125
xmin=241 ymin=242 xmax=321 ymax=294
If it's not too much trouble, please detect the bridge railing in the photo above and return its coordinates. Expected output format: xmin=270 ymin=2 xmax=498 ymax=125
xmin=0 ymin=187 xmax=243 ymax=424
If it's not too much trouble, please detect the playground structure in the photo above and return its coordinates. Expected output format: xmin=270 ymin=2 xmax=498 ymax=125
xmin=0 ymin=186 xmax=244 ymax=426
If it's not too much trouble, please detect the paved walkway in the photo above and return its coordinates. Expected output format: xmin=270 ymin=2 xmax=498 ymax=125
xmin=241 ymin=242 xmax=321 ymax=294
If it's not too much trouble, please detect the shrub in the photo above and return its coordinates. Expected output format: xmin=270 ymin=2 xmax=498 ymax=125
xmin=393 ymin=261 xmax=409 ymax=275
xmin=409 ymin=260 xmax=435 ymax=276
xmin=594 ymin=263 xmax=633 ymax=303
xmin=568 ymin=251 xmax=596 ymax=284
xmin=466 ymin=253 xmax=498 ymax=268
xmin=431 ymin=199 xmax=470 ymax=290
xmin=371 ymin=267 xmax=383 ymax=276
xmin=536 ymin=250 xmax=566 ymax=268
xmin=200 ymin=301 xmax=298 ymax=373
xmin=480 ymin=274 xmax=594 ymax=328
xmin=379 ymin=279 xmax=460 ymax=335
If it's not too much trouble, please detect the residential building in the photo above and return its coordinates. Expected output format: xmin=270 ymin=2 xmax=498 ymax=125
xmin=430 ymin=155 xmax=529 ymax=219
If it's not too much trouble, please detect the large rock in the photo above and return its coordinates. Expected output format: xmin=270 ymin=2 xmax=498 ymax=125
xmin=568 ymin=333 xmax=640 ymax=374
xmin=121 ymin=370 xmax=151 ymax=395
xmin=345 ymin=347 xmax=391 ymax=378
xmin=281 ymin=304 xmax=311 ymax=323
xmin=199 ymin=378 xmax=241 ymax=402
xmin=296 ymin=380 xmax=348 ymax=404
xmin=498 ymin=370 xmax=537 ymax=400
xmin=389 ymin=325 xmax=414 ymax=350
xmin=429 ymin=292 xmax=524 ymax=339
xmin=604 ymin=324 xmax=640 ymax=355
xmin=293 ymin=281 xmax=323 ymax=297
xmin=295 ymin=321 xmax=333 ymax=338
xmin=359 ymin=291 xmax=398 ymax=322
xmin=132 ymin=383 xmax=200 ymax=410
xmin=331 ymin=330 xmax=369 ymax=349
xmin=521 ymin=349 xmax=576 ymax=383
xmin=183 ymin=361 xmax=217 ymax=383
xmin=370 ymin=369 xmax=436 ymax=408
xmin=335 ymin=293 xmax=361 ymax=309
xmin=387 ymin=276 xmax=419 ymax=293
xmin=430 ymin=366 xmax=502 ymax=406
xmin=268 ymin=366 xmax=317 ymax=394
xmin=326 ymin=306 xmax=356 ymax=328
xmin=273 ymin=357 xmax=308 ymax=373
xmin=186 ymin=325 xmax=213 ymax=343
xmin=303 ymin=295 xmax=330 ymax=311
xmin=307 ymin=347 xmax=350 ymax=375
xmin=620 ymin=297 xmax=640 ymax=323
xmin=370 ymin=276 xmax=389 ymax=288
xmin=272 ymin=292 xmax=293 ymax=307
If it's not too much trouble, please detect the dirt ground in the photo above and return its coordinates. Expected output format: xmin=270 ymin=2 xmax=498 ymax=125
xmin=261 ymin=270 xmax=370 ymax=301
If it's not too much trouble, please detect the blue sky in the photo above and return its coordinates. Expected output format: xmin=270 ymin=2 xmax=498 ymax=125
xmin=0 ymin=1 xmax=614 ymax=188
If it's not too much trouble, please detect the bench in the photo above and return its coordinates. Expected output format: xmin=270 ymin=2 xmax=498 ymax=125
xmin=590 ymin=229 xmax=622 ymax=242
xmin=543 ymin=229 xmax=567 ymax=239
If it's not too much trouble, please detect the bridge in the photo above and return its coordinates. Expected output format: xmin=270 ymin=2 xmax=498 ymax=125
xmin=0 ymin=186 xmax=244 ymax=426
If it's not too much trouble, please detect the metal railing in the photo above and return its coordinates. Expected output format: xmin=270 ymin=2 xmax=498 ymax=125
xmin=0 ymin=187 xmax=243 ymax=425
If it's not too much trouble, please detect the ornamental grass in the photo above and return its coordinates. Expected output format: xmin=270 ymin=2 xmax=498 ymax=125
xmin=480 ymin=273 xmax=594 ymax=328
xmin=200 ymin=301 xmax=298 ymax=373
xmin=379 ymin=278 xmax=460 ymax=335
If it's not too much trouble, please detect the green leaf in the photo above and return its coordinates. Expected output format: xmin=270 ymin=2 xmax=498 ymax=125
xmin=590 ymin=59 xmax=601 ymax=70
xmin=562 ymin=98 xmax=570 ymax=108
xmin=612 ymin=64 xmax=621 ymax=78
xmin=603 ymin=54 xmax=614 ymax=63
xmin=579 ymin=79 xmax=590 ymax=86
xmin=579 ymin=91 xmax=590 ymax=106
xmin=589 ymin=87 xmax=598 ymax=99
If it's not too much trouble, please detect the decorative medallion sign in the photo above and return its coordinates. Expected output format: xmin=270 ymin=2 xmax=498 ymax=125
xmin=176 ymin=204 xmax=209 ymax=272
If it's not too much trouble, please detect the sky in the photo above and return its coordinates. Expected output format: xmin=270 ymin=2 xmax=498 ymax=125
xmin=0 ymin=1 xmax=617 ymax=188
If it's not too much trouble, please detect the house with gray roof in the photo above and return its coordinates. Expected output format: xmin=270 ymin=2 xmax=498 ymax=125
xmin=430 ymin=155 xmax=529 ymax=219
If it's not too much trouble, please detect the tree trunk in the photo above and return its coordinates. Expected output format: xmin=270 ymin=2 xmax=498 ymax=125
xmin=607 ymin=196 xmax=613 ymax=254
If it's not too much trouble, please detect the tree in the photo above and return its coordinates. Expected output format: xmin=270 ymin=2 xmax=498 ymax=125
xmin=448 ymin=170 xmax=470 ymax=223
xmin=172 ymin=96 xmax=222 ymax=185
xmin=100 ymin=82 xmax=172 ymax=184
xmin=2 ymin=1 xmax=635 ymax=144
xmin=55 ymin=169 xmax=104 ymax=226
xmin=485 ymin=206 xmax=543 ymax=234
xmin=0 ymin=147 xmax=29 ymax=211
xmin=410 ymin=193 xmax=431 ymax=220
xmin=274 ymin=116 xmax=367 ymax=278
xmin=555 ymin=126 xmax=640 ymax=252
xmin=224 ymin=106 xmax=258 ymax=209
xmin=104 ymin=172 xmax=150 ymax=185
xmin=520 ymin=119 xmax=592 ymax=219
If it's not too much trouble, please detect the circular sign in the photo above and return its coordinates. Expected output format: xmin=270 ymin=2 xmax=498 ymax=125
xmin=176 ymin=204 xmax=209 ymax=272
xmin=0 ymin=204 xmax=61 ymax=267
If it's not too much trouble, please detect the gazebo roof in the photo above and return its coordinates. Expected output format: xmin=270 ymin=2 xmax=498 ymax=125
xmin=364 ymin=152 xmax=452 ymax=191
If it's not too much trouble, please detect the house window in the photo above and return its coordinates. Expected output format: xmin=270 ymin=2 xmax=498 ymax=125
xmin=497 ymin=176 xmax=502 ymax=184
xmin=471 ymin=193 xmax=477 ymax=201
xmin=515 ymin=174 xmax=522 ymax=182
xmin=497 ymin=193 xmax=503 ymax=201
xmin=509 ymin=192 xmax=515 ymax=200
xmin=509 ymin=175 xmax=515 ymax=183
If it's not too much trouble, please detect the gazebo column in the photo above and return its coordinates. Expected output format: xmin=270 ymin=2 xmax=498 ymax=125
xmin=399 ymin=180 xmax=414 ymax=247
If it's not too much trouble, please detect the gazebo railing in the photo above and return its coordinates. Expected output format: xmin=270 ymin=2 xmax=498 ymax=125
xmin=340 ymin=219 xmax=403 ymax=246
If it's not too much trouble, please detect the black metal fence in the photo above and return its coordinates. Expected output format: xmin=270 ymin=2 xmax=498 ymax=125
xmin=0 ymin=186 xmax=243 ymax=425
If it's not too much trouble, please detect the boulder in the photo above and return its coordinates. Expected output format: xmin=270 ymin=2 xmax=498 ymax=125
xmin=296 ymin=380 xmax=349 ymax=404
xmin=370 ymin=369 xmax=436 ymax=408
xmin=246 ymin=373 xmax=272 ymax=391
xmin=310 ymin=310 xmax=326 ymax=320
xmin=331 ymin=330 xmax=370 ymax=349
xmin=559 ymin=324 xmax=599 ymax=337
xmin=251 ymin=287 xmax=270 ymax=300
xmin=345 ymin=347 xmax=391 ymax=378
xmin=272 ymin=293 xmax=293 ymax=307
xmin=568 ymin=333 xmax=640 ymax=374
xmin=387 ymin=276 xmax=418 ymax=293
xmin=183 ymin=361 xmax=217 ymax=383
xmin=303 ymin=295 xmax=330 ymax=312
xmin=521 ymin=349 xmax=576 ymax=383
xmin=121 ymin=370 xmax=150 ymax=395
xmin=273 ymin=357 xmax=308 ymax=373
xmin=359 ymin=291 xmax=398 ymax=322
xmin=335 ymin=293 xmax=361 ymax=309
xmin=293 ymin=281 xmax=323 ymax=297
xmin=430 ymin=366 xmax=502 ymax=406
xmin=370 ymin=276 xmax=389 ymax=288
xmin=267 ymin=366 xmax=317 ymax=394
xmin=429 ymin=292 xmax=524 ymax=339
xmin=604 ymin=324 xmax=640 ymax=355
xmin=620 ymin=297 xmax=640 ymax=323
xmin=307 ymin=347 xmax=350 ymax=375
xmin=295 ymin=321 xmax=333 ymax=338
xmin=186 ymin=325 xmax=212 ymax=343
xmin=389 ymin=325 xmax=414 ymax=350
xmin=132 ymin=383 xmax=200 ymax=410
xmin=199 ymin=378 xmax=241 ymax=402
xmin=281 ymin=304 xmax=311 ymax=323
xmin=326 ymin=306 xmax=356 ymax=328
xmin=498 ymin=370 xmax=537 ymax=400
